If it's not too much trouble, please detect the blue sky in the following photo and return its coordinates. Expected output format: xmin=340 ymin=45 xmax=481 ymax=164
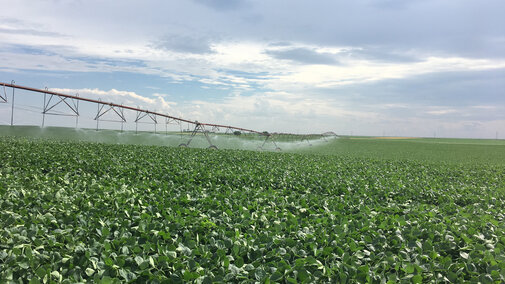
xmin=1 ymin=0 xmax=504 ymax=138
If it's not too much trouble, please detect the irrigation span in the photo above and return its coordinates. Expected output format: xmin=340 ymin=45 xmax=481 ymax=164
xmin=1 ymin=81 xmax=337 ymax=150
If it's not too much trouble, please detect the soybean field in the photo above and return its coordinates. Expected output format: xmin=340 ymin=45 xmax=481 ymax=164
xmin=0 ymin=130 xmax=504 ymax=283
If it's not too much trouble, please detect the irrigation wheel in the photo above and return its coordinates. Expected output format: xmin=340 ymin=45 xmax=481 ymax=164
xmin=208 ymin=145 xmax=218 ymax=150
xmin=179 ymin=143 xmax=188 ymax=147
xmin=275 ymin=147 xmax=282 ymax=151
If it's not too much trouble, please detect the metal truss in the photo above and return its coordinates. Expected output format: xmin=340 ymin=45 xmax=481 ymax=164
xmin=42 ymin=88 xmax=80 ymax=128
xmin=300 ymin=135 xmax=313 ymax=146
xmin=6 ymin=80 xmax=15 ymax=125
xmin=322 ymin=131 xmax=338 ymax=142
xmin=134 ymin=109 xmax=158 ymax=134
xmin=95 ymin=101 xmax=127 ymax=131
xmin=164 ymin=117 xmax=173 ymax=135
xmin=1 ymin=82 xmax=9 ymax=103
xmin=179 ymin=122 xmax=218 ymax=149
xmin=164 ymin=118 xmax=183 ymax=137
xmin=259 ymin=134 xmax=281 ymax=151
xmin=0 ymin=81 xmax=347 ymax=151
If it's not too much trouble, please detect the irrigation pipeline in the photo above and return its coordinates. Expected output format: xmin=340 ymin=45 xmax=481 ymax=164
xmin=1 ymin=82 xmax=266 ymax=135
xmin=1 ymin=82 xmax=337 ymax=150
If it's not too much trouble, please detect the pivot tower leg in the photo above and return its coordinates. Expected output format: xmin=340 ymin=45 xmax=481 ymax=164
xmin=179 ymin=123 xmax=218 ymax=149
xmin=10 ymin=80 xmax=15 ymax=126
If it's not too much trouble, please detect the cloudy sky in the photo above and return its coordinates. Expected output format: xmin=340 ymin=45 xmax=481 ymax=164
xmin=1 ymin=0 xmax=504 ymax=138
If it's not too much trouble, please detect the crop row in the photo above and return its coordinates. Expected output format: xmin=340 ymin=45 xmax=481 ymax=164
xmin=1 ymin=137 xmax=504 ymax=283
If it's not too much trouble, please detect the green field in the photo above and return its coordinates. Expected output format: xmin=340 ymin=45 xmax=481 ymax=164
xmin=0 ymin=126 xmax=320 ymax=152
xmin=1 ymin=127 xmax=504 ymax=283
xmin=298 ymin=137 xmax=505 ymax=165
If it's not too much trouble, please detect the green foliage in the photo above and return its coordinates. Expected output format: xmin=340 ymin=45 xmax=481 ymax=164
xmin=297 ymin=137 xmax=505 ymax=165
xmin=1 ymin=136 xmax=504 ymax=282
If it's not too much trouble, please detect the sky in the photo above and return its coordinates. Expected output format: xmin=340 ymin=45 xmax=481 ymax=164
xmin=0 ymin=0 xmax=504 ymax=138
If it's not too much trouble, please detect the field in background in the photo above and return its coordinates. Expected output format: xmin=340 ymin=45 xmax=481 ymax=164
xmin=2 ymin=125 xmax=504 ymax=164
xmin=0 ymin=125 xmax=325 ymax=152
xmin=297 ymin=136 xmax=505 ymax=165
xmin=1 ymin=127 xmax=504 ymax=282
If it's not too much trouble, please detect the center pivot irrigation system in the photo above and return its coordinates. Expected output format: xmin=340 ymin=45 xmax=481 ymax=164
xmin=1 ymin=81 xmax=337 ymax=150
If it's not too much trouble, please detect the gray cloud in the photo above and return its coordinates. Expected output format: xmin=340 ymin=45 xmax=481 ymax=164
xmin=153 ymin=34 xmax=215 ymax=54
xmin=5 ymin=1 xmax=504 ymax=59
xmin=0 ymin=27 xmax=66 ymax=37
xmin=192 ymin=0 xmax=248 ymax=11
xmin=241 ymin=0 xmax=505 ymax=59
xmin=311 ymin=68 xmax=505 ymax=111
xmin=0 ymin=17 xmax=68 ymax=38
xmin=340 ymin=47 xmax=421 ymax=63
xmin=369 ymin=0 xmax=422 ymax=10
xmin=265 ymin=47 xmax=338 ymax=65
xmin=268 ymin=42 xmax=292 ymax=47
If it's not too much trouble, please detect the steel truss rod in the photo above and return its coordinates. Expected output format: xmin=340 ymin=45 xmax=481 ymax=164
xmin=225 ymin=127 xmax=244 ymax=135
xmin=134 ymin=110 xmax=157 ymax=123
xmin=259 ymin=135 xmax=281 ymax=151
xmin=95 ymin=103 xmax=126 ymax=122
xmin=1 ymin=83 xmax=8 ymax=103
xmin=322 ymin=131 xmax=338 ymax=140
xmin=95 ymin=101 xmax=126 ymax=131
xmin=179 ymin=123 xmax=217 ymax=149
xmin=42 ymin=87 xmax=81 ymax=128
xmin=43 ymin=91 xmax=79 ymax=116
xmin=163 ymin=117 xmax=179 ymax=135
xmin=300 ymin=135 xmax=312 ymax=146
xmin=135 ymin=110 xmax=158 ymax=134
xmin=10 ymin=80 xmax=15 ymax=125
xmin=177 ymin=120 xmax=183 ymax=138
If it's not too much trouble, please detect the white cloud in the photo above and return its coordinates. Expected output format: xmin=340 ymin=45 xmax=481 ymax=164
xmin=3 ymin=21 xmax=505 ymax=95
xmin=49 ymin=88 xmax=179 ymax=116
xmin=471 ymin=105 xmax=497 ymax=110
xmin=374 ymin=103 xmax=411 ymax=109
xmin=170 ymin=91 xmax=380 ymax=133
xmin=265 ymin=56 xmax=505 ymax=91
xmin=426 ymin=108 xmax=457 ymax=115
